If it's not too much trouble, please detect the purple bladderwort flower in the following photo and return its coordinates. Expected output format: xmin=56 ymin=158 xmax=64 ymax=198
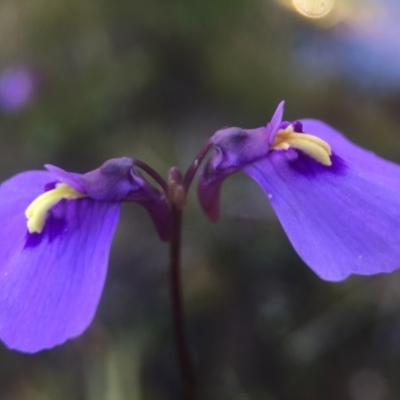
xmin=0 ymin=157 xmax=171 ymax=352
xmin=198 ymin=101 xmax=400 ymax=281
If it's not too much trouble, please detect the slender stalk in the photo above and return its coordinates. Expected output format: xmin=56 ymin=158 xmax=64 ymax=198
xmin=133 ymin=159 xmax=169 ymax=194
xmin=183 ymin=140 xmax=213 ymax=193
xmin=169 ymin=204 xmax=196 ymax=399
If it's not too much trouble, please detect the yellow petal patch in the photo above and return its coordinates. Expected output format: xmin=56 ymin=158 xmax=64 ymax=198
xmin=25 ymin=183 xmax=87 ymax=234
xmin=272 ymin=125 xmax=332 ymax=166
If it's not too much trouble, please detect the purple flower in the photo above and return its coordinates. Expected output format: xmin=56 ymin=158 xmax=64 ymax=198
xmin=0 ymin=157 xmax=171 ymax=352
xmin=198 ymin=101 xmax=400 ymax=281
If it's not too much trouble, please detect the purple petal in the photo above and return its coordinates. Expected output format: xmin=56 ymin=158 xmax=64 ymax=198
xmin=0 ymin=171 xmax=120 ymax=352
xmin=244 ymin=143 xmax=400 ymax=281
xmin=79 ymin=157 xmax=141 ymax=201
xmin=197 ymin=166 xmax=224 ymax=222
xmin=267 ymin=100 xmax=285 ymax=145
xmin=300 ymin=119 xmax=400 ymax=181
xmin=200 ymin=126 xmax=272 ymax=220
xmin=137 ymin=192 xmax=172 ymax=241
xmin=45 ymin=164 xmax=85 ymax=193
xmin=199 ymin=102 xmax=287 ymax=220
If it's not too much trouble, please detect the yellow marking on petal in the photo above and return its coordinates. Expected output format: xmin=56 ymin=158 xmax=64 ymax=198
xmin=272 ymin=125 xmax=332 ymax=166
xmin=25 ymin=183 xmax=87 ymax=234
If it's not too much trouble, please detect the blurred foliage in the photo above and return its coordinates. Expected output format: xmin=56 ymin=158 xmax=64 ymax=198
xmin=1 ymin=0 xmax=400 ymax=399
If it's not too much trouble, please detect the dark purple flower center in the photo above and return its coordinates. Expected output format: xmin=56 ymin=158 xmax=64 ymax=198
xmin=24 ymin=199 xmax=69 ymax=249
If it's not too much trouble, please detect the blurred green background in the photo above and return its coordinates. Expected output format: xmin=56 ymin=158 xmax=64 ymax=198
xmin=1 ymin=0 xmax=400 ymax=399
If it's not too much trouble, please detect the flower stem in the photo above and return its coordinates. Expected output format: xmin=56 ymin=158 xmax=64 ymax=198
xmin=167 ymin=140 xmax=213 ymax=397
xmin=169 ymin=203 xmax=196 ymax=399
xmin=133 ymin=159 xmax=169 ymax=194
xmin=183 ymin=140 xmax=213 ymax=193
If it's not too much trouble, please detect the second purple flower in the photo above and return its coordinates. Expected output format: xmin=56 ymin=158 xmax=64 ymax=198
xmin=198 ymin=101 xmax=400 ymax=281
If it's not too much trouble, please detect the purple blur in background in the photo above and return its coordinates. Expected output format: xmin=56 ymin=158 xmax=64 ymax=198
xmin=0 ymin=67 xmax=38 ymax=113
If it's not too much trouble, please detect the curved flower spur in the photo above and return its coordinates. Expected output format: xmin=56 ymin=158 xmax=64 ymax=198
xmin=198 ymin=101 xmax=400 ymax=281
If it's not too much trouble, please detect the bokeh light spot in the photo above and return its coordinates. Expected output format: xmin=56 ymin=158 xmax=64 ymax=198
xmin=292 ymin=0 xmax=335 ymax=18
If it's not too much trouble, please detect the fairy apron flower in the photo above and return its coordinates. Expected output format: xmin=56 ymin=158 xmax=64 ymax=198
xmin=0 ymin=157 xmax=170 ymax=352
xmin=198 ymin=101 xmax=400 ymax=281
